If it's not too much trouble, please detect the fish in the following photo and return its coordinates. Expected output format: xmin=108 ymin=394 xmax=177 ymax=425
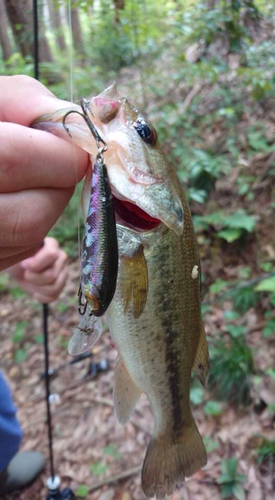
xmin=33 ymin=84 xmax=209 ymax=499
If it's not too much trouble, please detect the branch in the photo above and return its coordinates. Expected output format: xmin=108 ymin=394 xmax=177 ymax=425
xmin=88 ymin=465 xmax=142 ymax=492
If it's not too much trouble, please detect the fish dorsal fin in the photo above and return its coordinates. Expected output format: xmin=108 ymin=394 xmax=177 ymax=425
xmin=114 ymin=358 xmax=142 ymax=425
xmin=121 ymin=245 xmax=148 ymax=319
xmin=192 ymin=319 xmax=209 ymax=387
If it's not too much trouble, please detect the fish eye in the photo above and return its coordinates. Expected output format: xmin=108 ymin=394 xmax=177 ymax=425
xmin=133 ymin=116 xmax=158 ymax=145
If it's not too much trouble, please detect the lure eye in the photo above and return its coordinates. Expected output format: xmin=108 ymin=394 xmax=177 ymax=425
xmin=134 ymin=116 xmax=158 ymax=145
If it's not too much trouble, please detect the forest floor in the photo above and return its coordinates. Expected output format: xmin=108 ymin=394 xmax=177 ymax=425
xmin=1 ymin=45 xmax=275 ymax=500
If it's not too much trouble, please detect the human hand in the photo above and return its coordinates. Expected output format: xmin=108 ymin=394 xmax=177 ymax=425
xmin=0 ymin=75 xmax=89 ymax=271
xmin=8 ymin=237 xmax=68 ymax=303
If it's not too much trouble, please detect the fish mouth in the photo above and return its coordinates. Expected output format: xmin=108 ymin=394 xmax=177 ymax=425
xmin=113 ymin=196 xmax=161 ymax=232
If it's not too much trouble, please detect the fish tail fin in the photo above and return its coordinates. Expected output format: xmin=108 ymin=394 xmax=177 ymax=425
xmin=142 ymin=421 xmax=207 ymax=499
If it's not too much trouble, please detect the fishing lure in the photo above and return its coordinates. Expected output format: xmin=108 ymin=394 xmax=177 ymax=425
xmin=64 ymin=100 xmax=118 ymax=355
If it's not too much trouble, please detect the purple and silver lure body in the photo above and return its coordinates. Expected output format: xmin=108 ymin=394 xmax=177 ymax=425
xmin=68 ymin=159 xmax=118 ymax=356
xmin=81 ymin=160 xmax=118 ymax=317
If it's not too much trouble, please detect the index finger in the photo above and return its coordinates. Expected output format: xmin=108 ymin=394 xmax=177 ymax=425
xmin=0 ymin=75 xmax=89 ymax=191
xmin=0 ymin=75 xmax=71 ymax=126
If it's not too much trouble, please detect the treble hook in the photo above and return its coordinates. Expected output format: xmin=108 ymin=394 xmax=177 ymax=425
xmin=78 ymin=286 xmax=88 ymax=316
xmin=62 ymin=98 xmax=108 ymax=163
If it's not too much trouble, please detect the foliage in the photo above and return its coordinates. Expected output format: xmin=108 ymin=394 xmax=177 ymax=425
xmin=195 ymin=209 xmax=257 ymax=242
xmin=76 ymin=484 xmax=89 ymax=497
xmin=204 ymin=400 xmax=223 ymax=416
xmin=203 ymin=436 xmax=220 ymax=454
xmin=209 ymin=337 xmax=255 ymax=406
xmin=262 ymin=311 xmax=275 ymax=338
xmin=103 ymin=443 xmax=121 ymax=459
xmin=256 ymin=438 xmax=275 ymax=468
xmin=89 ymin=461 xmax=108 ymax=475
xmin=12 ymin=321 xmax=28 ymax=343
xmin=229 ymin=285 xmax=259 ymax=313
xmin=0 ymin=273 xmax=9 ymax=293
xmin=217 ymin=458 xmax=247 ymax=500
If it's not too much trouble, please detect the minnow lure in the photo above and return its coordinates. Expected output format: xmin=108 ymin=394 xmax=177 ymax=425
xmin=63 ymin=100 xmax=118 ymax=355
xmin=80 ymin=157 xmax=118 ymax=317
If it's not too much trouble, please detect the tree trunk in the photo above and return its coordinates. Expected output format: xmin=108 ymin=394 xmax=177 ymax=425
xmin=4 ymin=0 xmax=33 ymax=57
xmin=4 ymin=0 xmax=53 ymax=62
xmin=0 ymin=0 xmax=12 ymax=60
xmin=46 ymin=0 xmax=66 ymax=52
xmin=70 ymin=6 xmax=85 ymax=59
xmin=113 ymin=0 xmax=125 ymax=24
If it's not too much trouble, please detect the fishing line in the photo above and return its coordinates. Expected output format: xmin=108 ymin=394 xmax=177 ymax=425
xmin=67 ymin=0 xmax=82 ymax=274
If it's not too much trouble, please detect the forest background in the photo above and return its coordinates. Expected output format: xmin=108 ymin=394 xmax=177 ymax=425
xmin=0 ymin=1 xmax=274 ymax=499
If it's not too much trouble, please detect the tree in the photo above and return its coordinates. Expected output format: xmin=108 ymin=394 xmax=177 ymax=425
xmin=4 ymin=0 xmax=33 ymax=57
xmin=4 ymin=0 xmax=53 ymax=62
xmin=113 ymin=0 xmax=125 ymax=24
xmin=0 ymin=0 xmax=12 ymax=60
xmin=46 ymin=0 xmax=66 ymax=52
xmin=70 ymin=6 xmax=85 ymax=60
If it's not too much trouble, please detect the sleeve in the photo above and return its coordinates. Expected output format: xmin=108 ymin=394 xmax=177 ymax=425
xmin=0 ymin=371 xmax=22 ymax=472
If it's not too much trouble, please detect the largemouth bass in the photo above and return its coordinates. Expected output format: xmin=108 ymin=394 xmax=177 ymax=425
xmin=33 ymin=84 xmax=209 ymax=498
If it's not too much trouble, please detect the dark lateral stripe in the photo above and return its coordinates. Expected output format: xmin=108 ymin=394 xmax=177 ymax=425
xmin=157 ymin=244 xmax=183 ymax=438
xmin=164 ymin=325 xmax=183 ymax=438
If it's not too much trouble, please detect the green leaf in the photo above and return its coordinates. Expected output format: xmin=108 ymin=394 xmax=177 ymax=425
xmin=89 ymin=461 xmax=108 ymax=476
xmin=248 ymin=130 xmax=268 ymax=151
xmin=203 ymin=436 xmax=219 ymax=453
xmin=190 ymin=386 xmax=205 ymax=405
xmin=76 ymin=484 xmax=89 ymax=497
xmin=12 ymin=322 xmax=27 ymax=343
xmin=210 ymin=278 xmax=227 ymax=294
xmin=238 ymin=267 xmax=251 ymax=279
xmin=217 ymin=228 xmax=242 ymax=242
xmin=224 ymin=310 xmax=240 ymax=321
xmin=220 ymin=482 xmax=234 ymax=498
xmin=263 ymin=320 xmax=275 ymax=338
xmin=220 ymin=458 xmax=237 ymax=479
xmin=255 ymin=276 xmax=275 ymax=292
xmin=10 ymin=286 xmax=27 ymax=299
xmin=232 ymin=482 xmax=245 ymax=500
xmin=103 ymin=444 xmax=121 ymax=459
xmin=57 ymin=302 xmax=69 ymax=313
xmin=15 ymin=348 xmax=28 ymax=364
xmin=0 ymin=273 xmax=9 ymax=293
xmin=34 ymin=334 xmax=44 ymax=344
xmin=204 ymin=400 xmax=222 ymax=416
xmin=187 ymin=188 xmax=207 ymax=204
xmin=226 ymin=211 xmax=257 ymax=232
xmin=225 ymin=324 xmax=246 ymax=338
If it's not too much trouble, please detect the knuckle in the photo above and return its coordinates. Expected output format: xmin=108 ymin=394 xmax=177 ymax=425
xmin=45 ymin=271 xmax=56 ymax=284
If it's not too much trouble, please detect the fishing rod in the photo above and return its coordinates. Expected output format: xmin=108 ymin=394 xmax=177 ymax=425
xmin=33 ymin=2 xmax=76 ymax=499
xmin=40 ymin=350 xmax=109 ymax=381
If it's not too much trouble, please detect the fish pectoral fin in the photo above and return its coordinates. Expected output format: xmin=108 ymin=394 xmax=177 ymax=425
xmin=192 ymin=319 xmax=209 ymax=388
xmin=114 ymin=358 xmax=142 ymax=425
xmin=121 ymin=246 xmax=148 ymax=319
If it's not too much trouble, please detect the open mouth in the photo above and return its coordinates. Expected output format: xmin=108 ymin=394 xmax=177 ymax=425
xmin=113 ymin=196 xmax=161 ymax=232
